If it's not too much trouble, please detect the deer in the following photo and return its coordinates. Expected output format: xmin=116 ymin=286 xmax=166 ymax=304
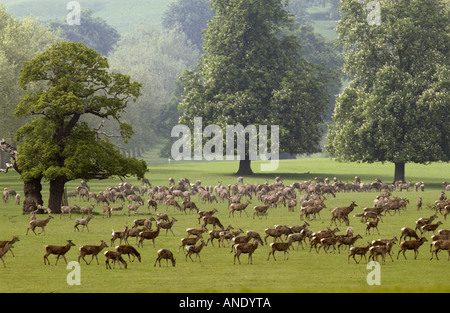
xmin=182 ymin=201 xmax=199 ymax=214
xmin=421 ymin=221 xmax=443 ymax=235
xmin=0 ymin=242 xmax=13 ymax=268
xmin=206 ymin=225 xmax=233 ymax=247
xmin=73 ymin=214 xmax=94 ymax=232
xmin=111 ymin=226 xmax=129 ymax=246
xmin=115 ymin=245 xmax=141 ymax=262
xmin=400 ymin=227 xmax=419 ymax=241
xmin=185 ymin=240 xmax=207 ymax=262
xmin=267 ymin=242 xmax=291 ymax=261
xmin=202 ymin=215 xmax=224 ymax=230
xmin=179 ymin=235 xmax=203 ymax=253
xmin=127 ymin=204 xmax=141 ymax=216
xmin=253 ymin=205 xmax=270 ymax=219
xmin=80 ymin=205 xmax=95 ymax=218
xmin=330 ymin=201 xmax=357 ymax=226
xmin=0 ymin=235 xmax=19 ymax=257
xmin=415 ymin=214 xmax=438 ymax=232
xmin=229 ymin=200 xmax=251 ymax=217
xmin=197 ymin=208 xmax=218 ymax=224
xmin=368 ymin=240 xmax=395 ymax=265
xmin=102 ymin=205 xmax=111 ymax=218
xmin=78 ymin=240 xmax=108 ymax=265
xmin=43 ymin=240 xmax=76 ymax=265
xmin=138 ymin=225 xmax=161 ymax=248
xmin=233 ymin=239 xmax=262 ymax=265
xmin=348 ymin=243 xmax=371 ymax=264
xmin=154 ymin=249 xmax=176 ymax=267
xmin=430 ymin=240 xmax=450 ymax=261
xmin=397 ymin=237 xmax=428 ymax=260
xmin=104 ymin=250 xmax=127 ymax=269
xmin=26 ymin=215 xmax=54 ymax=235
xmin=264 ymin=227 xmax=284 ymax=245
xmin=60 ymin=205 xmax=77 ymax=219
xmin=156 ymin=217 xmax=178 ymax=236
xmin=365 ymin=218 xmax=380 ymax=235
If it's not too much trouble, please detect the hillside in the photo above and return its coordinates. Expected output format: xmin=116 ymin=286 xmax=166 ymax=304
xmin=1 ymin=0 xmax=338 ymax=39
xmin=0 ymin=0 xmax=177 ymax=33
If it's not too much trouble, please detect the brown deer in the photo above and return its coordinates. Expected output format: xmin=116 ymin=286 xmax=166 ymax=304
xmin=229 ymin=200 xmax=251 ymax=217
xmin=43 ymin=240 xmax=76 ymax=265
xmin=154 ymin=249 xmax=176 ymax=267
xmin=26 ymin=215 xmax=54 ymax=235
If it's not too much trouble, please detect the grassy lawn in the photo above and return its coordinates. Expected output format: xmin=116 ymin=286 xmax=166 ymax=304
xmin=0 ymin=158 xmax=449 ymax=293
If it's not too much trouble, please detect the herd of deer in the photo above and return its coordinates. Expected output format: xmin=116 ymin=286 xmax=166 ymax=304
xmin=0 ymin=177 xmax=449 ymax=268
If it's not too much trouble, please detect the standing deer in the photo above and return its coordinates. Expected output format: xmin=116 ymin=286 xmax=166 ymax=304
xmin=26 ymin=215 xmax=54 ymax=235
xmin=43 ymin=240 xmax=76 ymax=265
xmin=229 ymin=200 xmax=251 ymax=217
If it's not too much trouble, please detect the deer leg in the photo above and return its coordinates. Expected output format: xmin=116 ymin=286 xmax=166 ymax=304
xmin=82 ymin=255 xmax=90 ymax=265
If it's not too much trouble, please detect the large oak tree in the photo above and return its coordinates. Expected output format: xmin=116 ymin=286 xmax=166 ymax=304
xmin=14 ymin=41 xmax=147 ymax=213
xmin=326 ymin=0 xmax=449 ymax=182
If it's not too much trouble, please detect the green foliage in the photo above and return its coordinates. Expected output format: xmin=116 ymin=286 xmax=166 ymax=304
xmin=162 ymin=0 xmax=214 ymax=50
xmin=0 ymin=5 xmax=60 ymax=143
xmin=15 ymin=41 xmax=147 ymax=186
xmin=327 ymin=0 xmax=450 ymax=165
xmin=107 ymin=26 xmax=199 ymax=154
xmin=179 ymin=0 xmax=330 ymax=156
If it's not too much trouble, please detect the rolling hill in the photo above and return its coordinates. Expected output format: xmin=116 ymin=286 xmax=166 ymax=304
xmin=0 ymin=0 xmax=177 ymax=33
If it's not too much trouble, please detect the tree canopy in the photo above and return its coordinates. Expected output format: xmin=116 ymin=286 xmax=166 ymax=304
xmin=326 ymin=0 xmax=450 ymax=182
xmin=15 ymin=41 xmax=147 ymax=213
xmin=179 ymin=0 xmax=330 ymax=174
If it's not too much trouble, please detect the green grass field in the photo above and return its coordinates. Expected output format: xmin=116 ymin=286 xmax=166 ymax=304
xmin=0 ymin=158 xmax=449 ymax=293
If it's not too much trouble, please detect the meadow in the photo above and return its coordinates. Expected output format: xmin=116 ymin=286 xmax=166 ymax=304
xmin=0 ymin=158 xmax=449 ymax=293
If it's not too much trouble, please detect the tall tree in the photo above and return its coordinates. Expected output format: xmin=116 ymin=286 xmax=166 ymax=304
xmin=179 ymin=0 xmax=329 ymax=175
xmin=14 ymin=41 xmax=147 ymax=213
xmin=326 ymin=0 xmax=449 ymax=182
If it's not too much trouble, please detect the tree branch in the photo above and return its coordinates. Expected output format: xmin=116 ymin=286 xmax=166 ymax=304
xmin=0 ymin=139 xmax=20 ymax=174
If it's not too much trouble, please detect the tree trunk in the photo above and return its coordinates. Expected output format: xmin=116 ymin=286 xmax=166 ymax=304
xmin=236 ymin=158 xmax=254 ymax=176
xmin=48 ymin=177 xmax=67 ymax=214
xmin=394 ymin=162 xmax=405 ymax=183
xmin=22 ymin=177 xmax=44 ymax=214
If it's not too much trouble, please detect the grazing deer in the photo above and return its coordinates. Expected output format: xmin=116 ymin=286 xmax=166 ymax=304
xmin=154 ymin=249 xmax=176 ymax=267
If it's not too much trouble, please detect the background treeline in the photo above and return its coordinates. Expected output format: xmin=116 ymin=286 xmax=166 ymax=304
xmin=0 ymin=0 xmax=343 ymax=165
